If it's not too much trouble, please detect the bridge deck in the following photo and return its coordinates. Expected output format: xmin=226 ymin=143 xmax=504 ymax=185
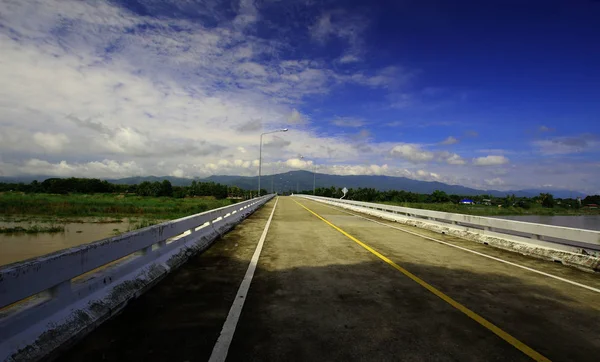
xmin=60 ymin=197 xmax=600 ymax=361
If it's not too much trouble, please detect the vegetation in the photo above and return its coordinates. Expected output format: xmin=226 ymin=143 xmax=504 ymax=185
xmin=1 ymin=177 xmax=597 ymax=219
xmin=0 ymin=225 xmax=65 ymax=234
xmin=300 ymin=187 xmax=599 ymax=216
xmin=0 ymin=177 xmax=255 ymax=199
xmin=0 ymin=193 xmax=234 ymax=219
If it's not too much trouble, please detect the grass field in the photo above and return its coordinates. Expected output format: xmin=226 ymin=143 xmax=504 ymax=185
xmin=0 ymin=193 xmax=236 ymax=220
xmin=383 ymin=201 xmax=598 ymax=216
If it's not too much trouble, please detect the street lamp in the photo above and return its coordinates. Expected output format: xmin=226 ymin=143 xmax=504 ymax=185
xmin=259 ymin=128 xmax=288 ymax=196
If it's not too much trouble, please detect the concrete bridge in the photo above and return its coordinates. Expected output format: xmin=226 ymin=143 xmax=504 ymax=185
xmin=1 ymin=196 xmax=600 ymax=361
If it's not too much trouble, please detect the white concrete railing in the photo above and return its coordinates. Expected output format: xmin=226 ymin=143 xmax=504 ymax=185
xmin=0 ymin=194 xmax=275 ymax=362
xmin=295 ymin=195 xmax=600 ymax=255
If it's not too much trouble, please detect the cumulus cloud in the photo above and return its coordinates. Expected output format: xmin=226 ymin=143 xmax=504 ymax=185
xmin=1 ymin=0 xmax=596 ymax=193
xmin=390 ymin=145 xmax=465 ymax=165
xmin=443 ymin=153 xmax=466 ymax=165
xmin=1 ymin=159 xmax=145 ymax=179
xmin=440 ymin=136 xmax=459 ymax=145
xmin=285 ymin=158 xmax=313 ymax=169
xmin=0 ymin=0 xmax=377 ymax=177
xmin=390 ymin=144 xmax=435 ymax=163
xmin=473 ymin=155 xmax=510 ymax=166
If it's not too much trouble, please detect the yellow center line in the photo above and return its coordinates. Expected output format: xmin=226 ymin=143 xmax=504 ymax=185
xmin=291 ymin=198 xmax=550 ymax=362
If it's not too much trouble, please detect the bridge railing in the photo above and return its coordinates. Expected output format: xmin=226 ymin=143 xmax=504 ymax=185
xmin=295 ymin=195 xmax=600 ymax=255
xmin=0 ymin=194 xmax=275 ymax=361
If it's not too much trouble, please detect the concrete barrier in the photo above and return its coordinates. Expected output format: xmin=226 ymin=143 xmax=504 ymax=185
xmin=0 ymin=194 xmax=275 ymax=362
xmin=296 ymin=195 xmax=600 ymax=272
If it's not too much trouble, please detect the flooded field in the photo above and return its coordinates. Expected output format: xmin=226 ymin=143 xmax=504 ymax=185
xmin=0 ymin=218 xmax=156 ymax=266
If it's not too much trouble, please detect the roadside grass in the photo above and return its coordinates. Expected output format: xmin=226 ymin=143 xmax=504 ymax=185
xmin=0 ymin=193 xmax=235 ymax=219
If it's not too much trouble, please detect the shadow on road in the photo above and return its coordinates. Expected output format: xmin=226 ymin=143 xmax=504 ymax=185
xmin=57 ymin=240 xmax=600 ymax=362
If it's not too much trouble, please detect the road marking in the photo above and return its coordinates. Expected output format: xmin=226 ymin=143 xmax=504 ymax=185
xmin=209 ymin=197 xmax=278 ymax=362
xmin=292 ymin=198 xmax=551 ymax=362
xmin=310 ymin=200 xmax=600 ymax=294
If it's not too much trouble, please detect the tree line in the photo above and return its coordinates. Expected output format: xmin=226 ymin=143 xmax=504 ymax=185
xmin=301 ymin=186 xmax=599 ymax=209
xmin=2 ymin=178 xmax=598 ymax=207
xmin=0 ymin=178 xmax=262 ymax=200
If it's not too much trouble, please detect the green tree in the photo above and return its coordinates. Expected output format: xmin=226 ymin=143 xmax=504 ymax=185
xmin=160 ymin=180 xmax=173 ymax=197
xmin=431 ymin=190 xmax=450 ymax=203
xmin=540 ymin=193 xmax=554 ymax=208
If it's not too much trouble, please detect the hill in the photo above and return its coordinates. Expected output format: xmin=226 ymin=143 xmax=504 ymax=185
xmin=0 ymin=172 xmax=588 ymax=198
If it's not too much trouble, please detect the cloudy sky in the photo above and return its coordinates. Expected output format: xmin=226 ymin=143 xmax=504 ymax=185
xmin=0 ymin=0 xmax=599 ymax=193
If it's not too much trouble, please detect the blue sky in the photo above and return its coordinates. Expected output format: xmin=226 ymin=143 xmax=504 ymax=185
xmin=0 ymin=0 xmax=599 ymax=193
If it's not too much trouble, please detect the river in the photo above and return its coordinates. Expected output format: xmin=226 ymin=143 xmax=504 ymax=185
xmin=0 ymin=219 xmax=139 ymax=266
xmin=494 ymin=215 xmax=600 ymax=231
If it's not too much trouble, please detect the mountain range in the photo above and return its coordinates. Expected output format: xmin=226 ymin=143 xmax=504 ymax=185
xmin=0 ymin=171 xmax=588 ymax=198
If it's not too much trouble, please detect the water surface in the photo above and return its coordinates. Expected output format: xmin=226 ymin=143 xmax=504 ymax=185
xmin=0 ymin=219 xmax=137 ymax=266
xmin=494 ymin=215 xmax=600 ymax=232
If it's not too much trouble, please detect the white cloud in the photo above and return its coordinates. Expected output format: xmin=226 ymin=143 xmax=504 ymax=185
xmin=390 ymin=144 xmax=434 ymax=163
xmin=416 ymin=170 xmax=440 ymax=181
xmin=444 ymin=153 xmax=466 ymax=165
xmin=473 ymin=155 xmax=510 ymax=166
xmin=390 ymin=144 xmax=466 ymax=165
xmin=33 ymin=132 xmax=69 ymax=153
xmin=285 ymin=158 xmax=313 ymax=169
xmin=331 ymin=117 xmax=365 ymax=128
xmin=287 ymin=109 xmax=307 ymax=125
xmin=440 ymin=136 xmax=459 ymax=145
xmin=533 ymin=135 xmax=598 ymax=155
xmin=0 ymin=1 xmax=597 ymax=193
xmin=326 ymin=164 xmax=389 ymax=176
xmin=338 ymin=54 xmax=361 ymax=64
xmin=2 ymin=159 xmax=145 ymax=179
xmin=485 ymin=178 xmax=505 ymax=186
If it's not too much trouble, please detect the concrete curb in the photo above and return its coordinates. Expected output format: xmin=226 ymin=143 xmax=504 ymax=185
xmin=312 ymin=199 xmax=600 ymax=273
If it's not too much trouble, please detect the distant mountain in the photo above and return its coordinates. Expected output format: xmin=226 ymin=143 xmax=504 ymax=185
xmin=0 ymin=172 xmax=589 ymax=198
xmin=106 ymin=175 xmax=194 ymax=186
xmin=199 ymin=171 xmax=589 ymax=199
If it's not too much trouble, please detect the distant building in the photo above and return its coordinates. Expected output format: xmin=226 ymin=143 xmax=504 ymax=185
xmin=460 ymin=199 xmax=474 ymax=205
xmin=584 ymin=204 xmax=598 ymax=209
xmin=482 ymin=199 xmax=492 ymax=206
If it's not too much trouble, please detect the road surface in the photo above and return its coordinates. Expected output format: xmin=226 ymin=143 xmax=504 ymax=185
xmin=59 ymin=196 xmax=600 ymax=361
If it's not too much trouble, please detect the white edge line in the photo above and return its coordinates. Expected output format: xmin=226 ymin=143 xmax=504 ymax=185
xmin=208 ymin=197 xmax=279 ymax=362
xmin=308 ymin=199 xmax=600 ymax=294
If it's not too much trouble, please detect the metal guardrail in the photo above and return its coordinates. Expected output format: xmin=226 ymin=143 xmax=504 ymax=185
xmin=296 ymin=195 xmax=600 ymax=253
xmin=0 ymin=194 xmax=275 ymax=361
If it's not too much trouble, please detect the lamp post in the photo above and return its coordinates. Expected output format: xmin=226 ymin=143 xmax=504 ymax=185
xmin=259 ymin=129 xmax=288 ymax=197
